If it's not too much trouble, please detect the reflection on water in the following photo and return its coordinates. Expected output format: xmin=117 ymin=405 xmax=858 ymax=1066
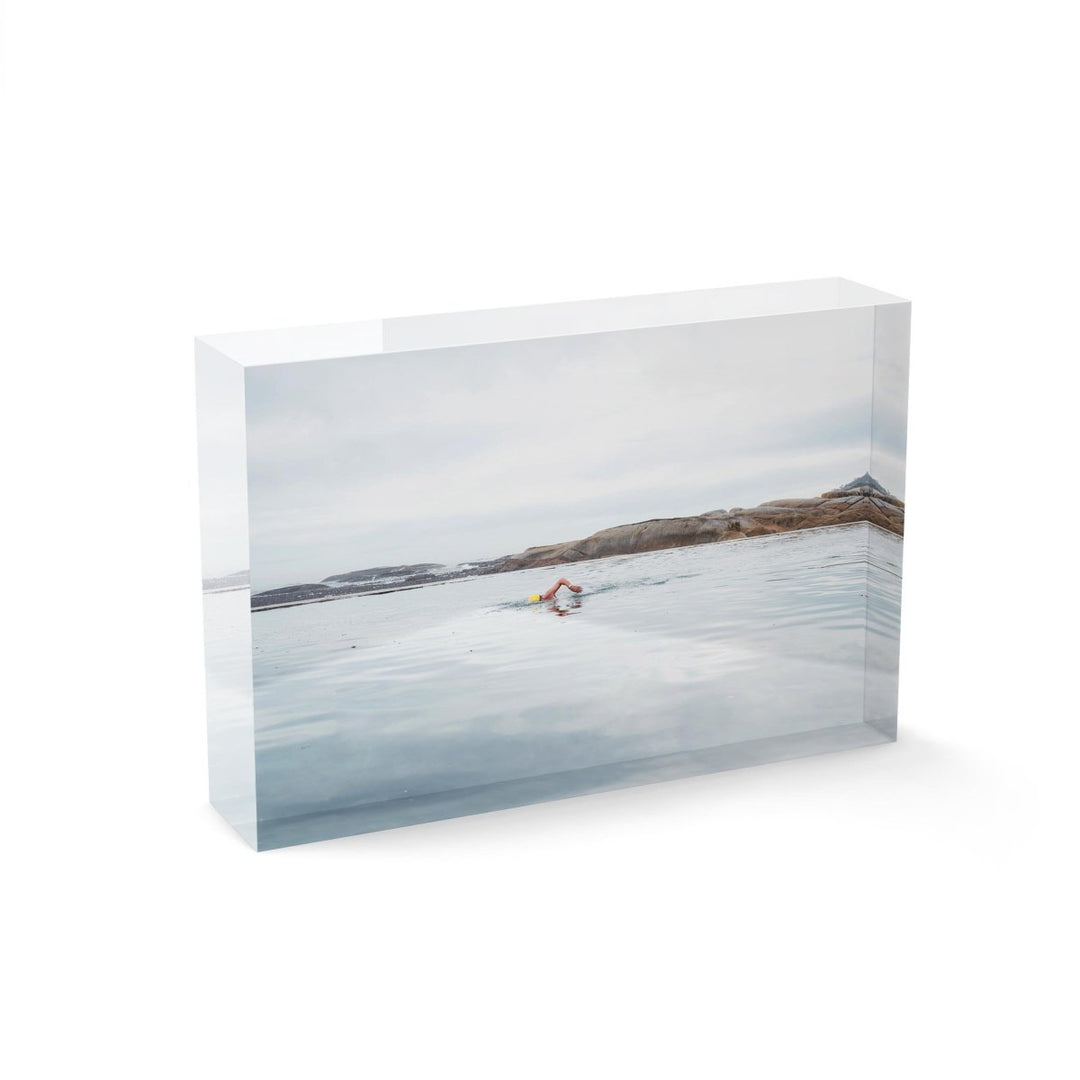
xmin=544 ymin=596 xmax=582 ymax=617
xmin=240 ymin=522 xmax=902 ymax=848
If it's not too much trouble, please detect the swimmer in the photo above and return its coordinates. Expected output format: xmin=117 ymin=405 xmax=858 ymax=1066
xmin=528 ymin=577 xmax=583 ymax=603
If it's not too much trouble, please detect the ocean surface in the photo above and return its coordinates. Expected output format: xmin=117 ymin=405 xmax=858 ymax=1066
xmin=238 ymin=521 xmax=902 ymax=848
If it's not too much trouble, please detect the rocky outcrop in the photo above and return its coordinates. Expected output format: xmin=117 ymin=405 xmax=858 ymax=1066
xmin=497 ymin=475 xmax=904 ymax=572
xmin=820 ymin=471 xmax=904 ymax=507
xmin=250 ymin=475 xmax=904 ymax=609
xmin=248 ymin=582 xmax=336 ymax=606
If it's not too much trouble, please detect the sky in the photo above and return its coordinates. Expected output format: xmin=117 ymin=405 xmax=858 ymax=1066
xmin=237 ymin=306 xmax=907 ymax=591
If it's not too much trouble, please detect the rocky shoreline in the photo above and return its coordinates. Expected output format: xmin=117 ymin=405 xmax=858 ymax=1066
xmin=250 ymin=473 xmax=903 ymax=611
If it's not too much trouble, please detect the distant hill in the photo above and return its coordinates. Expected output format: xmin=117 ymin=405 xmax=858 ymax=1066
xmin=322 ymin=563 xmax=445 ymax=584
xmin=202 ymin=570 xmax=250 ymax=593
xmin=250 ymin=476 xmax=904 ymax=610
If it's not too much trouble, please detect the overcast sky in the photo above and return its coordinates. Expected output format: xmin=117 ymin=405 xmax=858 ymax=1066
xmin=240 ymin=307 xmax=906 ymax=590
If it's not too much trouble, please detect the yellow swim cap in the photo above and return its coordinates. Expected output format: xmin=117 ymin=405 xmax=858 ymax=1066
xmin=528 ymin=594 xmax=541 ymax=603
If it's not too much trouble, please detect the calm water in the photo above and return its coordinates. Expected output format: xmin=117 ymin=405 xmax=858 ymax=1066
xmin=246 ymin=522 xmax=902 ymax=847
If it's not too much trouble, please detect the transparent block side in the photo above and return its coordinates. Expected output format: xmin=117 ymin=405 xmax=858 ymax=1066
xmin=863 ymin=525 xmax=904 ymax=738
xmin=864 ymin=300 xmax=909 ymax=738
xmin=195 ymin=342 xmax=257 ymax=848
xmin=382 ymin=278 xmax=906 ymax=354
xmin=869 ymin=301 xmax=911 ymax=501
xmin=201 ymin=279 xmax=909 ymax=366
xmin=197 ymin=320 xmax=384 ymax=369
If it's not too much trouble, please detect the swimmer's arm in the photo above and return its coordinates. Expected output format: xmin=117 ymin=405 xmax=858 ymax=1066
xmin=540 ymin=578 xmax=581 ymax=601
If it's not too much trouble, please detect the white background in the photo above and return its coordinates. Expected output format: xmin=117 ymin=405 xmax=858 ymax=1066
xmin=3 ymin=3 xmax=1077 ymax=1077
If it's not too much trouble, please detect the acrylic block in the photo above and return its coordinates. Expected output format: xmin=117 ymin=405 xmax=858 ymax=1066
xmin=196 ymin=278 xmax=910 ymax=850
